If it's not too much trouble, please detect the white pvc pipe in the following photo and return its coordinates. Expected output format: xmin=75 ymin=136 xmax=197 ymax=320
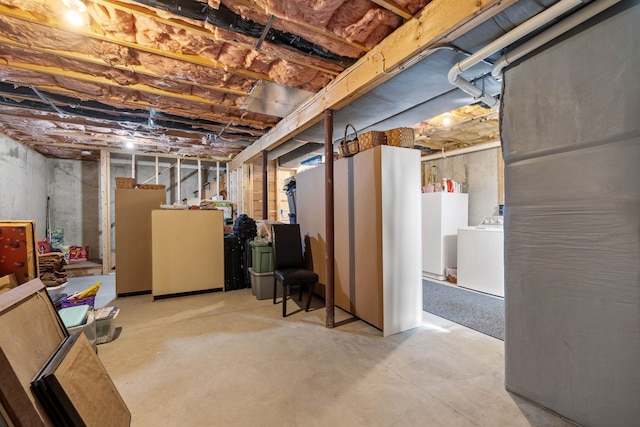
xmin=491 ymin=0 xmax=621 ymax=79
xmin=131 ymin=154 xmax=135 ymax=179
xmin=421 ymin=140 xmax=501 ymax=161
xmin=448 ymin=0 xmax=587 ymax=108
xmin=155 ymin=156 xmax=159 ymax=184
xmin=177 ymin=159 xmax=182 ymax=204
xmin=198 ymin=159 xmax=202 ymax=200
xmin=216 ymin=161 xmax=220 ymax=197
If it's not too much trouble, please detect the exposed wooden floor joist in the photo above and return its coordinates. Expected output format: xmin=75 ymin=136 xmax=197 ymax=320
xmin=229 ymin=0 xmax=518 ymax=169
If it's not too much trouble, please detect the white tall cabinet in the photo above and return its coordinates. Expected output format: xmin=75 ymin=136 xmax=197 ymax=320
xmin=422 ymin=192 xmax=468 ymax=280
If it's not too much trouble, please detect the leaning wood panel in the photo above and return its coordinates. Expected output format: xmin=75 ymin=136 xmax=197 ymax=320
xmin=42 ymin=333 xmax=131 ymax=426
xmin=0 ymin=279 xmax=67 ymax=426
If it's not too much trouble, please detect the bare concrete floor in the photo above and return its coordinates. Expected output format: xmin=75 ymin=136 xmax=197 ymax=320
xmin=92 ymin=283 xmax=574 ymax=427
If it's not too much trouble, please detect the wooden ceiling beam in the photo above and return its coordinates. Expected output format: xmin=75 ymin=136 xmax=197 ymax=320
xmin=0 ymin=96 xmax=267 ymax=137
xmin=90 ymin=0 xmax=344 ymax=75
xmin=226 ymin=0 xmax=369 ymax=52
xmin=0 ymin=3 xmax=270 ymax=82
xmin=230 ymin=0 xmax=518 ymax=169
xmin=0 ymin=60 xmax=240 ymax=111
xmin=19 ymin=138 xmax=233 ymax=161
xmin=414 ymin=138 xmax=444 ymax=150
xmin=0 ymin=35 xmax=248 ymax=97
xmin=0 ymin=56 xmax=250 ymax=112
xmin=369 ymin=0 xmax=412 ymax=20
xmin=0 ymin=109 xmax=250 ymax=155
xmin=0 ymin=63 xmax=274 ymax=128
xmin=10 ymin=128 xmax=199 ymax=151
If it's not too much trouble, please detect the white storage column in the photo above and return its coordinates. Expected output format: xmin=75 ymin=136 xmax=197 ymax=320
xmin=352 ymin=146 xmax=423 ymax=335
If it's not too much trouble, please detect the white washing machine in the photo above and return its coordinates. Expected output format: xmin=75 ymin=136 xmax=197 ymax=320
xmin=457 ymin=216 xmax=504 ymax=297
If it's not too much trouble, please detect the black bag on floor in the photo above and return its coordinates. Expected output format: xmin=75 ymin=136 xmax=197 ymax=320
xmin=232 ymin=214 xmax=257 ymax=288
xmin=233 ymin=214 xmax=257 ymax=242
xmin=224 ymin=236 xmax=243 ymax=291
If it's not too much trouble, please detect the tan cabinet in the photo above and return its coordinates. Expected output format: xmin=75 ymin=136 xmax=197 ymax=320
xmin=115 ymin=189 xmax=165 ymax=296
xmin=151 ymin=210 xmax=224 ymax=299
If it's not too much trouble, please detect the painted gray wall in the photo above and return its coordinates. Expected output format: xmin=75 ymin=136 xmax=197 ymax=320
xmin=502 ymin=2 xmax=639 ymax=425
xmin=0 ymin=134 xmax=48 ymax=239
xmin=423 ymin=147 xmax=500 ymax=226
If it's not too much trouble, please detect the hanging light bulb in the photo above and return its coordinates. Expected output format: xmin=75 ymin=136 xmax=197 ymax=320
xmin=126 ymin=141 xmax=135 ymax=149
xmin=65 ymin=10 xmax=85 ymax=26
xmin=442 ymin=116 xmax=452 ymax=127
xmin=61 ymin=0 xmax=87 ymax=26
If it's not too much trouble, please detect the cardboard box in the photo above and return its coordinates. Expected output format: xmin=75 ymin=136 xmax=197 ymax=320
xmin=0 ymin=221 xmax=38 ymax=285
xmin=68 ymin=245 xmax=88 ymax=262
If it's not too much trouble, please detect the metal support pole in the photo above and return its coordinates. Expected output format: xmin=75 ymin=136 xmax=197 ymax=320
xmin=324 ymin=109 xmax=335 ymax=328
xmin=131 ymin=154 xmax=135 ymax=179
xmin=155 ymin=156 xmax=159 ymax=184
xmin=262 ymin=150 xmax=268 ymax=220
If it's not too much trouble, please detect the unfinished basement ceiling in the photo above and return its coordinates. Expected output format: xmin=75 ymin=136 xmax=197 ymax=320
xmin=412 ymin=105 xmax=499 ymax=153
xmin=0 ymin=0 xmax=431 ymax=161
xmin=0 ymin=0 xmax=601 ymax=164
xmin=244 ymin=0 xmax=582 ymax=165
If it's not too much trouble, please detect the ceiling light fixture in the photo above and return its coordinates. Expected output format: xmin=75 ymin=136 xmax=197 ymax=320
xmin=62 ymin=0 xmax=87 ymax=27
xmin=442 ymin=117 xmax=452 ymax=126
xmin=126 ymin=142 xmax=135 ymax=149
xmin=65 ymin=10 xmax=85 ymax=26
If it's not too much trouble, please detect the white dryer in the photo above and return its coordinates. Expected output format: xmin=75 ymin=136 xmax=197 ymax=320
xmin=457 ymin=216 xmax=504 ymax=297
